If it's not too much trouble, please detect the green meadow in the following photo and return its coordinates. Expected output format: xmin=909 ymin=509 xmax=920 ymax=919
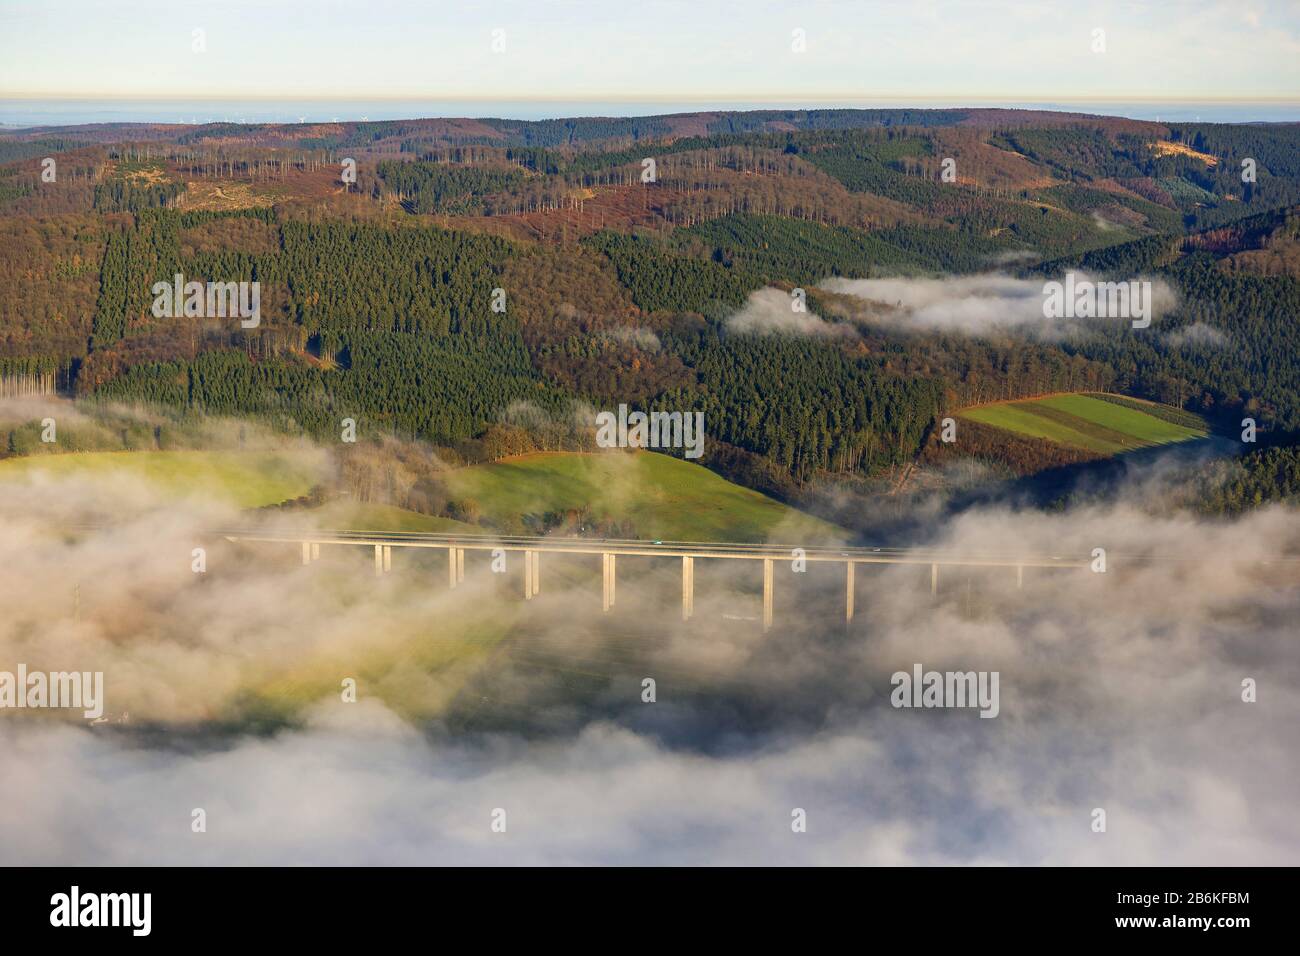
xmin=959 ymin=393 xmax=1206 ymax=455
xmin=442 ymin=450 xmax=844 ymax=543
xmin=0 ymin=446 xmax=841 ymax=543
xmin=0 ymin=449 xmax=326 ymax=508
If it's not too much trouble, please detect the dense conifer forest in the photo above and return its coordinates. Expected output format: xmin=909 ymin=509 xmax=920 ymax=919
xmin=3 ymin=107 xmax=1299 ymax=509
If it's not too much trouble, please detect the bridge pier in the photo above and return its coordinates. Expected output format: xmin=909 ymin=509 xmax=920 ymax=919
xmin=762 ymin=558 xmax=773 ymax=631
xmin=682 ymin=556 xmax=694 ymax=621
xmin=601 ymin=553 xmax=610 ymax=611
xmin=524 ymin=550 xmax=539 ymax=599
xmin=219 ymin=531 xmax=1082 ymax=625
xmin=601 ymin=552 xmax=616 ymax=611
xmin=846 ymin=561 xmax=855 ymax=623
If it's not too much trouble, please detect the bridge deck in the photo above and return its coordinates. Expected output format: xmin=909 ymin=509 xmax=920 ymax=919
xmin=218 ymin=528 xmax=1092 ymax=568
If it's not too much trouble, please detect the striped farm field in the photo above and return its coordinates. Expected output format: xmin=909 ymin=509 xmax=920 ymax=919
xmin=958 ymin=393 xmax=1207 ymax=455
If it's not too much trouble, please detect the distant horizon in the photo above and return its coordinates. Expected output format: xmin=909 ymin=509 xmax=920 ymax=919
xmin=3 ymin=96 xmax=1299 ymax=129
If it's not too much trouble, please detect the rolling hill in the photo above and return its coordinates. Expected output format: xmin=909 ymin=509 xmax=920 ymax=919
xmin=441 ymin=450 xmax=844 ymax=543
xmin=0 ymin=445 xmax=844 ymax=543
xmin=2 ymin=108 xmax=1299 ymax=519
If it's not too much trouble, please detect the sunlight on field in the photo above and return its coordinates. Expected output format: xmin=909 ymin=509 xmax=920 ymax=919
xmin=236 ymin=581 xmax=519 ymax=725
xmin=0 ymin=450 xmax=325 ymax=508
xmin=959 ymin=393 xmax=1206 ymax=455
xmin=444 ymin=450 xmax=844 ymax=543
xmin=1151 ymin=140 xmax=1219 ymax=166
xmin=0 ymin=447 xmax=841 ymax=543
xmin=305 ymin=501 xmax=480 ymax=533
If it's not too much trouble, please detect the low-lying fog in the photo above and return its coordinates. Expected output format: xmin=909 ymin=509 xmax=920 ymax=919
xmin=1 ymin=420 xmax=1296 ymax=864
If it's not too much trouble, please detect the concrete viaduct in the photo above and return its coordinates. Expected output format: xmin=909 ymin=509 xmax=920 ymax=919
xmin=221 ymin=529 xmax=1093 ymax=630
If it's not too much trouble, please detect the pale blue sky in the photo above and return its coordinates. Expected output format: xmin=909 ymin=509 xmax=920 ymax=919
xmin=2 ymin=0 xmax=1297 ymax=102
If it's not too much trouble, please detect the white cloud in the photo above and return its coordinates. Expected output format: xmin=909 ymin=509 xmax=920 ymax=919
xmin=726 ymin=287 xmax=857 ymax=339
xmin=1166 ymin=321 xmax=1228 ymax=348
xmin=820 ymin=273 xmax=1179 ymax=337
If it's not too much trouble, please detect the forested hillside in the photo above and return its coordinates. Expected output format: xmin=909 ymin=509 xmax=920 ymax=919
xmin=3 ymin=107 xmax=1300 ymax=504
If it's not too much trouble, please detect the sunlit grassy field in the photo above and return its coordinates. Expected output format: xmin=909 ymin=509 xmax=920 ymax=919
xmin=231 ymin=586 xmax=521 ymax=726
xmin=443 ymin=450 xmax=844 ymax=543
xmin=0 ymin=447 xmax=841 ymax=543
xmin=306 ymin=501 xmax=480 ymax=533
xmin=0 ymin=449 xmax=326 ymax=508
xmin=959 ymin=393 xmax=1206 ymax=455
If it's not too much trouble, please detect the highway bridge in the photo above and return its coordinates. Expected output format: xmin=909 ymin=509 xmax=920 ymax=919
xmin=219 ymin=529 xmax=1095 ymax=630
